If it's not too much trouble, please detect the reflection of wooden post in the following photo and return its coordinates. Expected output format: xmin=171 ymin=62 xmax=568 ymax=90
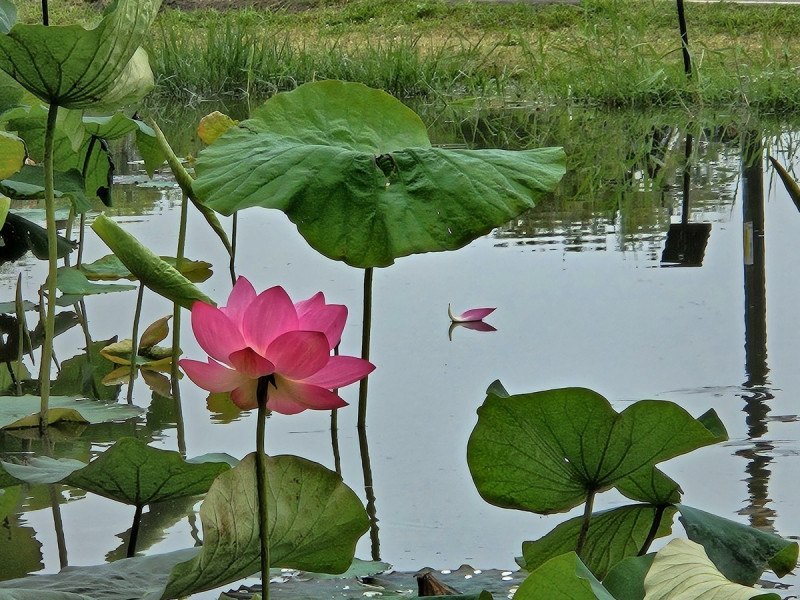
xmin=740 ymin=131 xmax=776 ymax=532
xmin=742 ymin=132 xmax=768 ymax=388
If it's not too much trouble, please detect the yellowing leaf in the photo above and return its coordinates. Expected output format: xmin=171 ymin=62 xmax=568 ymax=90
xmin=5 ymin=408 xmax=89 ymax=429
xmin=197 ymin=111 xmax=238 ymax=145
xmin=140 ymin=315 xmax=171 ymax=349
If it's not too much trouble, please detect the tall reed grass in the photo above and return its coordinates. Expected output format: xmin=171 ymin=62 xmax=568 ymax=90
xmin=138 ymin=0 xmax=800 ymax=112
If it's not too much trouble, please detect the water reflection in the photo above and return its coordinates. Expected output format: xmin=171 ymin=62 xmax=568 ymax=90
xmin=660 ymin=133 xmax=712 ymax=268
xmin=738 ymin=130 xmax=776 ymax=532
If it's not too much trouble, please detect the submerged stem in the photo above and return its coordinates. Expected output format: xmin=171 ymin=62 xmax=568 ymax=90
xmin=255 ymin=375 xmax=273 ymax=600
xmin=128 ymin=504 xmax=144 ymax=558
xmin=38 ymin=102 xmax=59 ymax=430
xmin=357 ymin=267 xmax=373 ymax=430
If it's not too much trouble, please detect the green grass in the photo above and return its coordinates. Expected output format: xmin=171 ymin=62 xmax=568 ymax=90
xmin=15 ymin=0 xmax=800 ymax=111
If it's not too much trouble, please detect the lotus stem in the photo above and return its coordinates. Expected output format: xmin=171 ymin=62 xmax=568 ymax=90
xmin=358 ymin=424 xmax=380 ymax=560
xmin=357 ymin=267 xmax=373 ymax=430
xmin=331 ymin=344 xmax=341 ymax=474
xmin=638 ymin=505 xmax=667 ymax=556
xmin=229 ymin=213 xmax=237 ymax=286
xmin=15 ymin=274 xmax=25 ymax=396
xmin=38 ymin=102 xmax=59 ymax=430
xmin=172 ymin=191 xmax=190 ymax=455
xmin=256 ymin=375 xmax=273 ymax=600
xmin=127 ymin=284 xmax=145 ymax=405
xmin=575 ymin=488 xmax=596 ymax=557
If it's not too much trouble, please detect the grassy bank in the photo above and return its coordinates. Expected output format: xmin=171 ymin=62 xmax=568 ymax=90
xmin=17 ymin=0 xmax=800 ymax=111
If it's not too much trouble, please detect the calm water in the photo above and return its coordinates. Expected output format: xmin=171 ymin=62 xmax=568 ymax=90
xmin=2 ymin=111 xmax=799 ymax=596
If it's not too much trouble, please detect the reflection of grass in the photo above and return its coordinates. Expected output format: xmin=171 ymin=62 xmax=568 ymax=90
xmin=132 ymin=0 xmax=800 ymax=110
xmin=424 ymin=105 xmax=755 ymax=249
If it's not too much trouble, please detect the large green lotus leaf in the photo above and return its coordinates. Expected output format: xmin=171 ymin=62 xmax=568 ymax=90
xmin=0 ymin=520 xmax=44 ymax=585
xmin=95 ymin=47 xmax=154 ymax=111
xmin=513 ymin=552 xmax=616 ymax=600
xmin=642 ymin=539 xmax=779 ymax=600
xmin=0 ymin=547 xmax=199 ymax=600
xmin=4 ymin=104 xmax=84 ymax=162
xmin=81 ymin=253 xmax=212 ymax=283
xmin=2 ymin=166 xmax=90 ymax=212
xmin=91 ymin=214 xmax=214 ymax=309
xmin=467 ymin=387 xmax=726 ymax=515
xmin=0 ymin=131 xmax=24 ymax=180
xmin=66 ymin=437 xmax=229 ymax=506
xmin=5 ymin=105 xmax=115 ymax=204
xmin=56 ymin=267 xmax=136 ymax=297
xmin=0 ymin=396 xmax=141 ymax=429
xmin=615 ymin=465 xmax=682 ymax=506
xmin=0 ymin=0 xmax=161 ymax=109
xmin=676 ymin=504 xmax=798 ymax=585
xmin=193 ymin=80 xmax=566 ymax=268
xmin=0 ymin=456 xmax=85 ymax=485
xmin=246 ymin=80 xmax=430 ymax=149
xmin=603 ymin=554 xmax=655 ymax=600
xmin=520 ymin=504 xmax=675 ymax=579
xmin=162 ymin=452 xmax=369 ymax=599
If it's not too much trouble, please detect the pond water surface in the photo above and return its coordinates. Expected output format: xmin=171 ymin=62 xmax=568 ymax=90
xmin=1 ymin=108 xmax=800 ymax=597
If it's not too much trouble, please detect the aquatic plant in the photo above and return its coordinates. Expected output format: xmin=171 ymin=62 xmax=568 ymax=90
xmin=0 ymin=0 xmax=162 ymax=427
xmin=467 ymin=383 xmax=798 ymax=598
xmin=179 ymin=276 xmax=373 ymax=597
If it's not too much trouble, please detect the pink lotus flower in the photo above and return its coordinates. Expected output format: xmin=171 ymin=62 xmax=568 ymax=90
xmin=179 ymin=277 xmax=374 ymax=414
xmin=448 ymin=303 xmax=496 ymax=323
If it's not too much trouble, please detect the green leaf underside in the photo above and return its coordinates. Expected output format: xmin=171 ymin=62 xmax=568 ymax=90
xmin=514 ymin=552 xmax=616 ymax=600
xmin=467 ymin=388 xmax=727 ymax=515
xmin=643 ymin=539 xmax=780 ymax=600
xmin=194 ymin=80 xmax=566 ymax=268
xmin=0 ymin=396 xmax=141 ymax=429
xmin=676 ymin=504 xmax=799 ymax=585
xmin=91 ymin=214 xmax=214 ymax=309
xmin=0 ymin=0 xmax=161 ymax=108
xmin=162 ymin=453 xmax=369 ymax=599
xmin=615 ymin=466 xmax=682 ymax=506
xmin=521 ymin=504 xmax=675 ymax=579
xmin=66 ymin=437 xmax=229 ymax=506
